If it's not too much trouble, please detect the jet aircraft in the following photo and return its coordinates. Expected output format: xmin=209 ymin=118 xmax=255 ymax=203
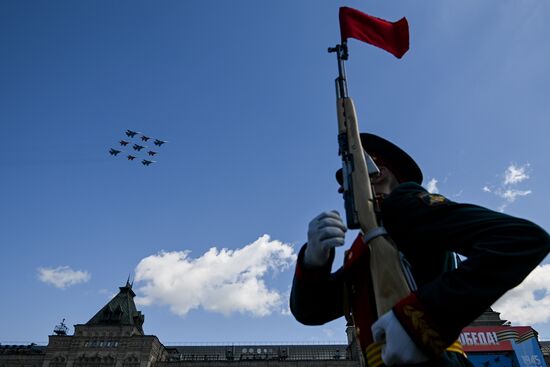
xmin=120 ymin=140 xmax=129 ymax=146
xmin=154 ymin=139 xmax=167 ymax=146
xmin=147 ymin=150 xmax=157 ymax=156
xmin=133 ymin=144 xmax=145 ymax=151
xmin=142 ymin=159 xmax=155 ymax=166
xmin=127 ymin=155 xmax=136 ymax=160
xmin=126 ymin=129 xmax=140 ymax=138
xmin=141 ymin=135 xmax=151 ymax=142
xmin=109 ymin=148 xmax=121 ymax=156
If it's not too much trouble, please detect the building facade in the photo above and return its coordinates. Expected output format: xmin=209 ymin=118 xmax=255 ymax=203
xmin=459 ymin=310 xmax=548 ymax=367
xmin=1 ymin=282 xmax=358 ymax=367
xmin=1 ymin=282 xmax=548 ymax=367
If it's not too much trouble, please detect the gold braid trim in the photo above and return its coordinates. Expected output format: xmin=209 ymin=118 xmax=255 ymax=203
xmin=365 ymin=342 xmax=384 ymax=367
xmin=403 ymin=305 xmax=447 ymax=355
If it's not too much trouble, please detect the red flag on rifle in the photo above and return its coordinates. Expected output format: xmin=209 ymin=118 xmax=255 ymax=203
xmin=339 ymin=7 xmax=409 ymax=59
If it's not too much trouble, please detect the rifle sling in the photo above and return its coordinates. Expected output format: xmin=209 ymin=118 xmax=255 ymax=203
xmin=362 ymin=227 xmax=388 ymax=244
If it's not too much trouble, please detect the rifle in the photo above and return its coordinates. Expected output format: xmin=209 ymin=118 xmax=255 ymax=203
xmin=328 ymin=42 xmax=413 ymax=359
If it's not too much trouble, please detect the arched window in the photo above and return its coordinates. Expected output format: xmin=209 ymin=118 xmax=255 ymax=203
xmin=123 ymin=356 xmax=139 ymax=367
xmin=73 ymin=355 xmax=87 ymax=367
xmin=50 ymin=355 xmax=67 ymax=367
xmin=101 ymin=356 xmax=116 ymax=367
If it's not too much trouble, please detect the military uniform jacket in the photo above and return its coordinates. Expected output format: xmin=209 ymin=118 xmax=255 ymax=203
xmin=290 ymin=183 xmax=550 ymax=364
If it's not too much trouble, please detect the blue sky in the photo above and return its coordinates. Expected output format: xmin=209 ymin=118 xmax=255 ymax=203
xmin=1 ymin=0 xmax=549 ymax=345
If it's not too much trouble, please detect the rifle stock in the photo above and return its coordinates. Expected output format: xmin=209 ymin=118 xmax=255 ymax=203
xmin=336 ymin=96 xmax=411 ymax=316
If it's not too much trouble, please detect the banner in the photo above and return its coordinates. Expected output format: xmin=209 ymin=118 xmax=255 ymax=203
xmin=460 ymin=326 xmax=546 ymax=367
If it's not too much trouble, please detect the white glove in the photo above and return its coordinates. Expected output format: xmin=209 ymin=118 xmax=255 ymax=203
xmin=372 ymin=310 xmax=429 ymax=366
xmin=304 ymin=210 xmax=347 ymax=267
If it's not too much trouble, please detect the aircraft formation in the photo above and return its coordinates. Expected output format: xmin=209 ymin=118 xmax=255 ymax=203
xmin=108 ymin=130 xmax=168 ymax=166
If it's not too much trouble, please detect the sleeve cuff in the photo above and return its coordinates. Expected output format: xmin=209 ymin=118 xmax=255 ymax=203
xmin=294 ymin=244 xmax=335 ymax=281
xmin=392 ymin=292 xmax=450 ymax=358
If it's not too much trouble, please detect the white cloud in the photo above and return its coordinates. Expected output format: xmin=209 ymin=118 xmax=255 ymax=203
xmin=504 ymin=164 xmax=530 ymax=185
xmin=501 ymin=189 xmax=532 ymax=203
xmin=483 ymin=163 xmax=532 ymax=211
xmin=426 ymin=178 xmax=439 ymax=194
xmin=493 ymin=264 xmax=550 ymax=325
xmin=37 ymin=266 xmax=91 ymax=289
xmin=279 ymin=286 xmax=293 ymax=316
xmin=134 ymin=235 xmax=296 ymax=317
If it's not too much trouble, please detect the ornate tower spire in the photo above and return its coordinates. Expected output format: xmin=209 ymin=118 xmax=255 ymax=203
xmin=85 ymin=280 xmax=144 ymax=335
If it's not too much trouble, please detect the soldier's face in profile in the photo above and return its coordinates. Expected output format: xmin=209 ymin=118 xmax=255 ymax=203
xmin=337 ymin=166 xmax=398 ymax=196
